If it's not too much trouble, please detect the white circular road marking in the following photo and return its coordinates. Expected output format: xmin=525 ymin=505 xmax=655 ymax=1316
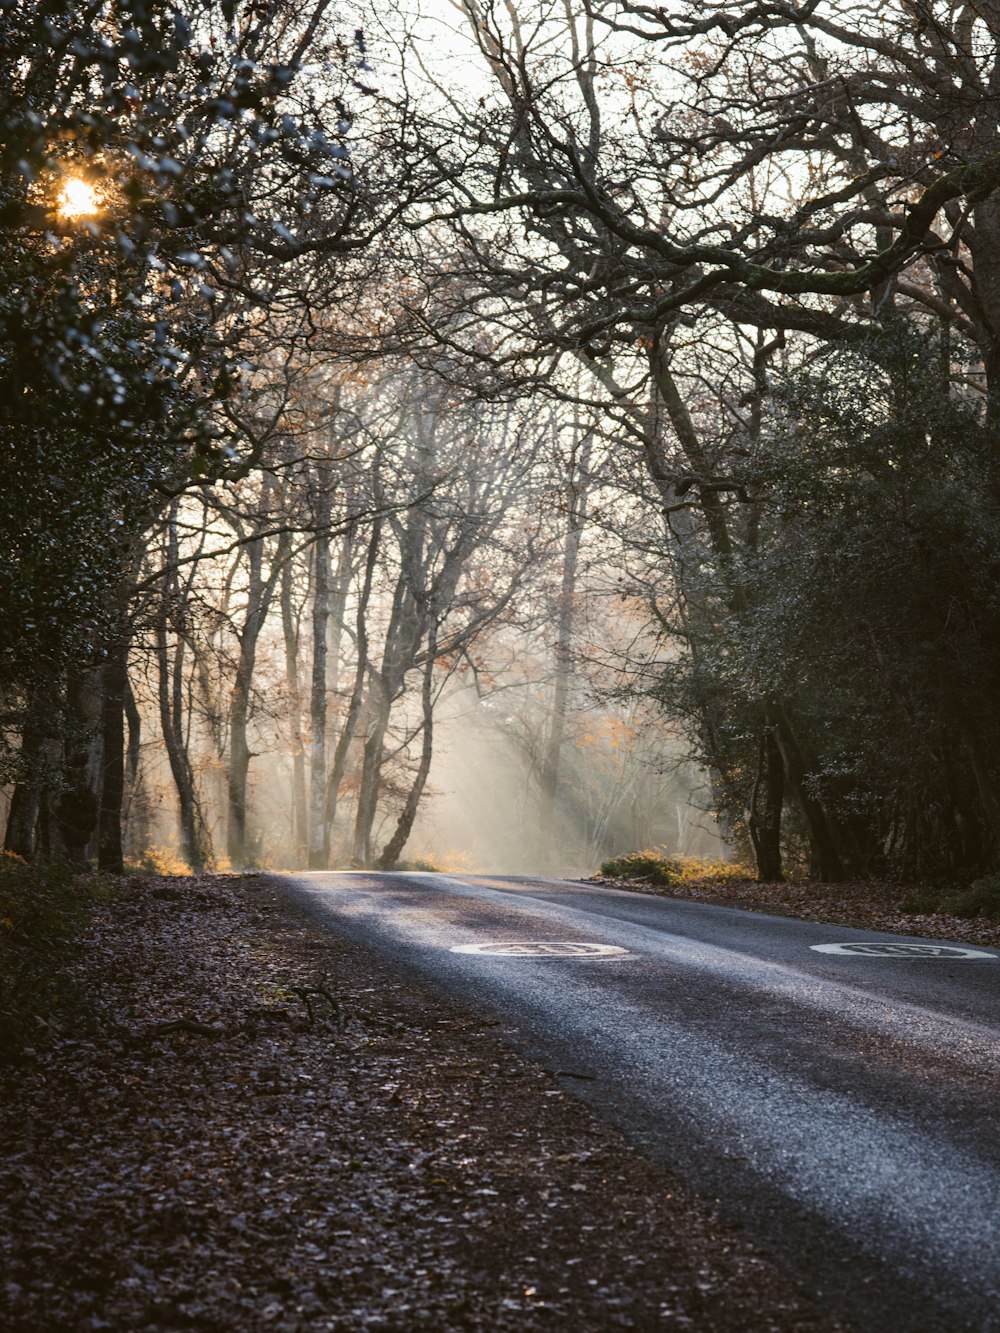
xmin=811 ymin=942 xmax=997 ymax=959
xmin=449 ymin=941 xmax=628 ymax=959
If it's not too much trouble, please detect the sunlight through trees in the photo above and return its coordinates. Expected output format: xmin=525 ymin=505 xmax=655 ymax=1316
xmin=5 ymin=0 xmax=1000 ymax=885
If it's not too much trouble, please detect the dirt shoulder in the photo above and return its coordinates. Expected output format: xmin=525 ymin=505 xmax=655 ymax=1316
xmin=0 ymin=872 xmax=838 ymax=1332
xmin=588 ymin=873 xmax=1000 ymax=949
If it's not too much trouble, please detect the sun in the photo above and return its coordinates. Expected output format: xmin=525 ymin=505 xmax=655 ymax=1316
xmin=58 ymin=176 xmax=100 ymax=219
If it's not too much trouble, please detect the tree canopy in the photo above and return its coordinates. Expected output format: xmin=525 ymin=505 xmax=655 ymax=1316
xmin=5 ymin=0 xmax=1000 ymax=885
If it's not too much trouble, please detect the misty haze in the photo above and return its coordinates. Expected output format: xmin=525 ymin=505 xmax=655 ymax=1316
xmin=6 ymin=1 xmax=1000 ymax=1328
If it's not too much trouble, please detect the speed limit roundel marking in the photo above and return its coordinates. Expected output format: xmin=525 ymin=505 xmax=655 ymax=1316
xmin=811 ymin=942 xmax=997 ymax=959
xmin=450 ymin=941 xmax=628 ymax=959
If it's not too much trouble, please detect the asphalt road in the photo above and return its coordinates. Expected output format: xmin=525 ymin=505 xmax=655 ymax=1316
xmin=278 ymin=871 xmax=1000 ymax=1331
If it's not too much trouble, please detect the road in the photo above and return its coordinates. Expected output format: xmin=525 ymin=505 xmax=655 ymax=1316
xmin=278 ymin=871 xmax=1000 ymax=1330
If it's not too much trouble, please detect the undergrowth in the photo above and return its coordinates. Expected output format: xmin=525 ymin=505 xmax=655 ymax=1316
xmin=0 ymin=852 xmax=114 ymax=1060
xmin=598 ymin=848 xmax=750 ymax=886
xmin=903 ymin=873 xmax=1000 ymax=921
xmin=126 ymin=845 xmax=194 ymax=876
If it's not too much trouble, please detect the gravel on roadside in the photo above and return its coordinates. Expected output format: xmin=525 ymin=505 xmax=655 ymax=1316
xmin=0 ymin=873 xmax=837 ymax=1332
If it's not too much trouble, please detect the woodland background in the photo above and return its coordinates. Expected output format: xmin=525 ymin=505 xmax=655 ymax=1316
xmin=5 ymin=0 xmax=1000 ymax=888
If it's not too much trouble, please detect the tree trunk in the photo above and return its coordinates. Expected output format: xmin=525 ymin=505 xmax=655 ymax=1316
xmin=748 ymin=728 xmax=784 ymax=882
xmin=54 ymin=669 xmax=101 ymax=865
xmin=97 ymin=639 xmax=128 ymax=873
xmin=4 ymin=781 xmax=39 ymax=859
xmin=966 ymin=726 xmax=1000 ymax=863
xmin=352 ymin=572 xmax=424 ymax=867
xmin=352 ymin=692 xmax=391 ymax=868
xmin=328 ymin=527 xmax=354 ymax=697
xmin=280 ymin=547 xmax=307 ymax=866
xmin=325 ymin=523 xmax=380 ymax=861
xmin=124 ymin=676 xmax=141 ymax=789
xmin=770 ymin=705 xmax=847 ymax=882
xmin=156 ymin=620 xmax=206 ymax=871
xmin=3 ymin=703 xmax=48 ymax=857
xmin=156 ymin=504 xmax=209 ymax=870
xmin=307 ymin=528 xmax=330 ymax=868
xmin=122 ymin=676 xmax=149 ymax=863
xmin=377 ymin=627 xmax=437 ymax=870
xmin=226 ymin=493 xmax=280 ymax=869
xmin=538 ymin=441 xmax=588 ymax=868
xmin=227 ymin=668 xmax=252 ymax=866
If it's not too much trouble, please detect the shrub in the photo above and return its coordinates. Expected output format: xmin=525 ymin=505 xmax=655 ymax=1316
xmin=397 ymin=848 xmax=475 ymax=874
xmin=598 ymin=849 xmax=751 ymax=886
xmin=672 ymin=857 xmax=753 ymax=884
xmin=127 ymin=844 xmax=193 ymax=876
xmin=599 ymin=849 xmax=685 ymax=885
xmin=947 ymin=874 xmax=1000 ymax=920
xmin=901 ymin=875 xmax=1000 ymax=919
xmin=900 ymin=886 xmax=943 ymax=914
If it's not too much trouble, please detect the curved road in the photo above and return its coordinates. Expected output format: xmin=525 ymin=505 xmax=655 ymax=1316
xmin=278 ymin=871 xmax=1000 ymax=1330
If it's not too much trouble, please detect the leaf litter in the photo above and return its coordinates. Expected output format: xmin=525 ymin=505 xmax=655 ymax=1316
xmin=0 ymin=874 xmax=839 ymax=1331
xmin=590 ymin=873 xmax=1000 ymax=947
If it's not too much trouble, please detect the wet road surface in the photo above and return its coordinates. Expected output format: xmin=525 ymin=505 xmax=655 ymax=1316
xmin=277 ymin=871 xmax=1000 ymax=1331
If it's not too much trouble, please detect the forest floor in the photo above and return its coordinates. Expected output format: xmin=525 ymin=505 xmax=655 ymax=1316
xmin=2 ymin=869 xmax=996 ymax=1332
xmin=589 ymin=871 xmax=1000 ymax=949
